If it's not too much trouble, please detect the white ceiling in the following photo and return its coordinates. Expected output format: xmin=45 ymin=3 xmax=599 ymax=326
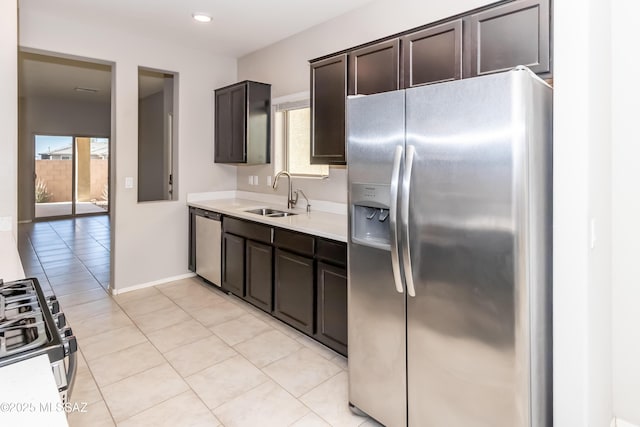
xmin=19 ymin=0 xmax=375 ymax=57
xmin=18 ymin=0 xmax=375 ymax=103
xmin=19 ymin=52 xmax=113 ymax=103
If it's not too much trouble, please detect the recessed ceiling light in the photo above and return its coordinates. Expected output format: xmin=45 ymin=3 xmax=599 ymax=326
xmin=192 ymin=13 xmax=212 ymax=23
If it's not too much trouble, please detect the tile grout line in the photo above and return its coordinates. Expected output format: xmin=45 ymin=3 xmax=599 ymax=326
xmin=75 ymin=348 xmax=119 ymax=427
xmin=158 ymin=281 xmax=346 ymax=426
xmin=21 ymin=219 xmax=359 ymax=427
xmin=95 ymin=289 xmax=226 ymax=425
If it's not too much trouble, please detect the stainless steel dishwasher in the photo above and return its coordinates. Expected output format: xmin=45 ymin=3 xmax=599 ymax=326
xmin=194 ymin=209 xmax=222 ymax=286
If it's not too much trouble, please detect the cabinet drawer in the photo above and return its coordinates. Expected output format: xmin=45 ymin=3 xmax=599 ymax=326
xmin=316 ymin=238 xmax=346 ymax=267
xmin=223 ymin=217 xmax=271 ymax=244
xmin=273 ymin=229 xmax=315 ymax=257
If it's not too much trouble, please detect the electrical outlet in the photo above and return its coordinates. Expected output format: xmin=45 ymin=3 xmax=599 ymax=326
xmin=248 ymin=176 xmax=254 ymax=185
xmin=253 ymin=176 xmax=259 ymax=186
xmin=266 ymin=176 xmax=272 ymax=186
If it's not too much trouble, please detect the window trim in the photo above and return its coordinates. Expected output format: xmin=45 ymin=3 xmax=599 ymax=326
xmin=272 ymin=92 xmax=329 ymax=179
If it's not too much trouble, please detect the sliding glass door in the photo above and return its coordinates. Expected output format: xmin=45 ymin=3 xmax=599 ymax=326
xmin=34 ymin=135 xmax=109 ymax=219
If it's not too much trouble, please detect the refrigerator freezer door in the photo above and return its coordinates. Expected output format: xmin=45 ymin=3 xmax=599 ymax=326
xmin=347 ymin=90 xmax=407 ymax=427
xmin=405 ymin=71 xmax=529 ymax=426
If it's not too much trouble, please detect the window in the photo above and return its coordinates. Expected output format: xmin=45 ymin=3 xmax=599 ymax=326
xmin=275 ymin=100 xmax=328 ymax=177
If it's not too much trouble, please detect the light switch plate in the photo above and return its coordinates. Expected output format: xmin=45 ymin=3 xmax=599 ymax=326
xmin=125 ymin=177 xmax=134 ymax=189
xmin=253 ymin=176 xmax=259 ymax=186
xmin=0 ymin=216 xmax=12 ymax=232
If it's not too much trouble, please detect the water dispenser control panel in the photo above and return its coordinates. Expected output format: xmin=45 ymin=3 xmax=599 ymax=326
xmin=351 ymin=183 xmax=390 ymax=209
xmin=351 ymin=183 xmax=392 ymax=251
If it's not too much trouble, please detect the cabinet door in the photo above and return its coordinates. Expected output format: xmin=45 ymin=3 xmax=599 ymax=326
xmin=222 ymin=232 xmax=244 ymax=297
xmin=466 ymin=0 xmax=550 ymax=77
xmin=245 ymin=240 xmax=273 ymax=313
xmin=315 ymin=262 xmax=347 ymax=356
xmin=402 ymin=20 xmax=462 ymax=88
xmin=215 ymin=84 xmax=246 ymax=163
xmin=274 ymin=249 xmax=314 ymax=334
xmin=310 ymin=54 xmax=347 ymax=165
xmin=348 ymin=39 xmax=400 ymax=95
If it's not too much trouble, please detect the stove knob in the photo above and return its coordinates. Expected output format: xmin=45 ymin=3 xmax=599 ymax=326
xmin=49 ymin=300 xmax=60 ymax=315
xmin=46 ymin=296 xmax=60 ymax=314
xmin=54 ymin=313 xmax=66 ymax=329
xmin=62 ymin=335 xmax=78 ymax=356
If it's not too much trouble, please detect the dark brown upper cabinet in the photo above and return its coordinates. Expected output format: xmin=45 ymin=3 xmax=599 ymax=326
xmin=310 ymin=54 xmax=347 ymax=165
xmin=402 ymin=20 xmax=462 ymax=88
xmin=465 ymin=0 xmax=550 ymax=78
xmin=348 ymin=39 xmax=400 ymax=95
xmin=309 ymin=0 xmax=551 ymax=165
xmin=214 ymin=80 xmax=271 ymax=164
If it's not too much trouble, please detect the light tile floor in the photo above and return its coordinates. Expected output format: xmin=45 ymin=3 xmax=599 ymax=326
xmin=18 ymin=218 xmax=381 ymax=427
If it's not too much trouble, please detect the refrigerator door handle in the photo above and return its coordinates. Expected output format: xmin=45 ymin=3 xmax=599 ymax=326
xmin=389 ymin=145 xmax=404 ymax=294
xmin=401 ymin=144 xmax=417 ymax=297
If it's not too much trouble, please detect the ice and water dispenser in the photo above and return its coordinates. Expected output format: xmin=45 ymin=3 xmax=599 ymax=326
xmin=351 ymin=183 xmax=392 ymax=251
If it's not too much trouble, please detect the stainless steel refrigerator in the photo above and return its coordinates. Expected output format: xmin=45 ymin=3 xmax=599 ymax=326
xmin=346 ymin=66 xmax=552 ymax=427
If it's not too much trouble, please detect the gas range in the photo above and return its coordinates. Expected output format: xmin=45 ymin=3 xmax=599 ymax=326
xmin=0 ymin=278 xmax=77 ymax=403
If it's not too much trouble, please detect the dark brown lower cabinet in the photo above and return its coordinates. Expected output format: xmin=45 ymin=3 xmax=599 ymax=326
xmin=222 ymin=232 xmax=244 ymax=298
xmin=245 ymin=240 xmax=273 ymax=313
xmin=274 ymin=248 xmax=314 ymax=335
xmin=315 ymin=261 xmax=348 ymax=356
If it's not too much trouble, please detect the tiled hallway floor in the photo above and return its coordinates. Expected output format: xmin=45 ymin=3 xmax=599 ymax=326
xmin=18 ymin=215 xmax=111 ymax=297
xmin=18 ymin=218 xmax=380 ymax=427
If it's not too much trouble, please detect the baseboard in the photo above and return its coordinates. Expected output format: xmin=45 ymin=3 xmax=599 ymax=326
xmin=110 ymin=272 xmax=196 ymax=295
xmin=617 ymin=418 xmax=640 ymax=427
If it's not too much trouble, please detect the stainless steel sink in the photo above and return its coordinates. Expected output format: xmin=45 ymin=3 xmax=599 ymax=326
xmin=245 ymin=208 xmax=297 ymax=218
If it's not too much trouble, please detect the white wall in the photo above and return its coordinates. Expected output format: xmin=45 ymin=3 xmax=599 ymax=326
xmin=553 ymin=0 xmax=613 ymax=426
xmin=612 ymin=1 xmax=640 ymax=425
xmin=236 ymin=0 xmax=495 ymax=204
xmin=0 ymin=0 xmax=18 ymax=236
xmin=18 ymin=95 xmax=111 ymax=221
xmin=19 ymin=5 xmax=238 ymax=290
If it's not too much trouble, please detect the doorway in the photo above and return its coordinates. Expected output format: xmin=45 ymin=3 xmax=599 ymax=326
xmin=18 ymin=51 xmax=112 ymax=223
xmin=34 ymin=134 xmax=110 ymax=219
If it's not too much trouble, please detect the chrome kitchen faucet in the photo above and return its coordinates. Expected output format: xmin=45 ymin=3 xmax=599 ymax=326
xmin=273 ymin=170 xmax=295 ymax=209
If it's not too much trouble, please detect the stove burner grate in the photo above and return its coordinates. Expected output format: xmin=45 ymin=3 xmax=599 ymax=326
xmin=0 ymin=280 xmax=49 ymax=358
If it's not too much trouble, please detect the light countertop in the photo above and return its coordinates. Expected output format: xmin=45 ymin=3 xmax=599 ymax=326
xmin=0 ymin=355 xmax=68 ymax=427
xmin=188 ymin=198 xmax=348 ymax=242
